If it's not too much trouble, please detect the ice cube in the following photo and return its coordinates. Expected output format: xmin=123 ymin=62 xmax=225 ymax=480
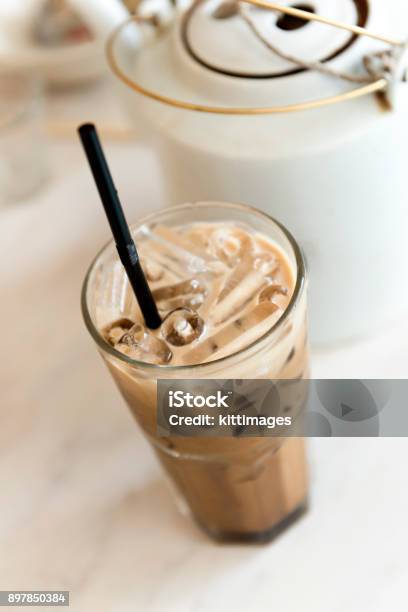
xmin=198 ymin=275 xmax=225 ymax=319
xmin=153 ymin=279 xmax=207 ymax=312
xmin=214 ymin=262 xmax=267 ymax=325
xmin=161 ymin=308 xmax=205 ymax=346
xmin=253 ymin=253 xmax=279 ymax=278
xmin=153 ymin=225 xmax=215 ymax=262
xmin=209 ymin=227 xmax=253 ymax=266
xmin=183 ymin=302 xmax=279 ymax=364
xmin=216 ymin=257 xmax=253 ymax=304
xmin=103 ymin=318 xmax=134 ymax=346
xmin=139 ymin=247 xmax=184 ymax=280
xmin=259 ymin=284 xmax=288 ymax=303
xmin=141 ymin=258 xmax=164 ymax=283
xmin=140 ymin=224 xmax=210 ymax=276
xmin=116 ymin=323 xmax=172 ymax=365
xmin=184 ymin=227 xmax=210 ymax=250
xmin=97 ymin=261 xmax=137 ymax=321
xmin=118 ymin=323 xmax=145 ymax=347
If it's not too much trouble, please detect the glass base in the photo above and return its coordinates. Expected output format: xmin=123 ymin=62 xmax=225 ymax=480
xmin=198 ymin=500 xmax=309 ymax=544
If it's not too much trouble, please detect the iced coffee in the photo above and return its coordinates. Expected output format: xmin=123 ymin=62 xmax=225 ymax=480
xmin=82 ymin=202 xmax=309 ymax=543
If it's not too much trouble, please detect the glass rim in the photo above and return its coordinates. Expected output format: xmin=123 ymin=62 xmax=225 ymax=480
xmin=81 ymin=201 xmax=306 ymax=373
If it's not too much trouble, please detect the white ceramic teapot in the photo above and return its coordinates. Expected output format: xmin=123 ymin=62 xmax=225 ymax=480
xmin=105 ymin=0 xmax=408 ymax=345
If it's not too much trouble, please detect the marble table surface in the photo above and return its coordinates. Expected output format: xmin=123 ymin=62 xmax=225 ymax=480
xmin=1 ymin=98 xmax=408 ymax=611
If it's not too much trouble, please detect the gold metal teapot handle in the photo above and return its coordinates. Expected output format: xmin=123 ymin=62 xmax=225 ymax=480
xmin=106 ymin=1 xmax=397 ymax=116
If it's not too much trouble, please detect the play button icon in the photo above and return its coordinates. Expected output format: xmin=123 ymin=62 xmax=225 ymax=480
xmin=340 ymin=403 xmax=353 ymax=418
xmin=316 ymin=380 xmax=381 ymax=423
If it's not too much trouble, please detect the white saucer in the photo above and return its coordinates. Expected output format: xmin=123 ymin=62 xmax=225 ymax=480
xmin=0 ymin=0 xmax=117 ymax=85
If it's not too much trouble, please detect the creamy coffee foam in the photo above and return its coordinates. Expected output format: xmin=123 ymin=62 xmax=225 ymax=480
xmin=102 ymin=222 xmax=295 ymax=366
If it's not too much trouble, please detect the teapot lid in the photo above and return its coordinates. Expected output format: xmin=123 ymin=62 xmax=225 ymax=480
xmin=181 ymin=0 xmax=367 ymax=78
xmin=107 ymin=0 xmax=408 ymax=114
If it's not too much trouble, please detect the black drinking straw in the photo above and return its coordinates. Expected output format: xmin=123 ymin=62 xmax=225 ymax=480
xmin=78 ymin=123 xmax=162 ymax=330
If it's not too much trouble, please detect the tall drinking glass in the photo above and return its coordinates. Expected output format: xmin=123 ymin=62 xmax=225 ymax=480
xmin=82 ymin=202 xmax=309 ymax=543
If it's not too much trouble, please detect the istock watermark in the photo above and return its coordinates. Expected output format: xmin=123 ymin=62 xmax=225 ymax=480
xmin=168 ymin=389 xmax=232 ymax=409
xmin=157 ymin=379 xmax=408 ymax=437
